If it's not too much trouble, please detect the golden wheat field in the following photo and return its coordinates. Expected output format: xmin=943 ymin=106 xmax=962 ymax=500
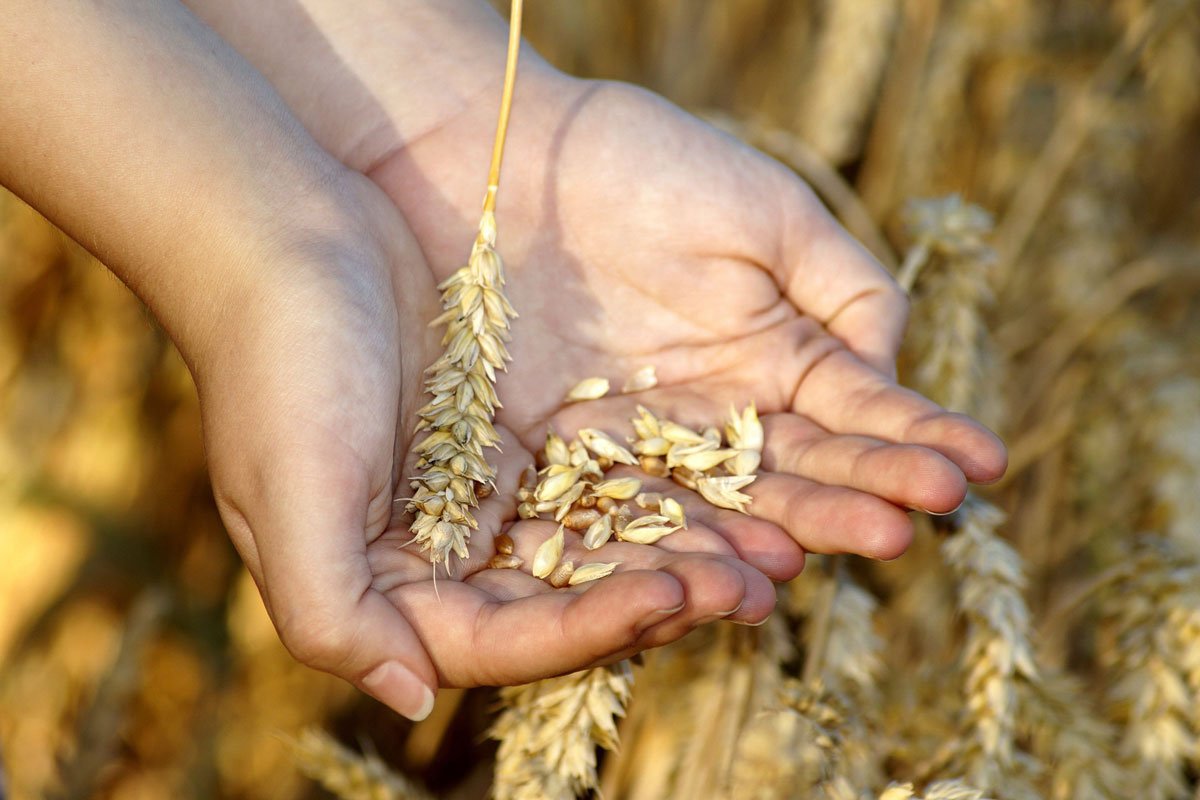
xmin=3 ymin=1 xmax=1200 ymax=798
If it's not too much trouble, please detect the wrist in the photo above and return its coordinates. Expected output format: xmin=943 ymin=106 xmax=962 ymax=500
xmin=183 ymin=0 xmax=567 ymax=172
xmin=166 ymin=169 xmax=400 ymax=377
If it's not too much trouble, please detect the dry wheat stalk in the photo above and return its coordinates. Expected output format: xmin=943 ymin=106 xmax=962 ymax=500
xmin=940 ymin=498 xmax=1039 ymax=793
xmin=405 ymin=0 xmax=524 ymax=568
xmin=799 ymin=0 xmax=898 ymax=165
xmin=772 ymin=679 xmax=855 ymax=799
xmin=288 ymin=727 xmax=432 ymax=800
xmin=490 ymin=661 xmax=633 ymax=800
xmin=50 ymin=588 xmax=169 ymax=800
xmin=901 ymin=196 xmax=996 ymax=416
xmin=1101 ymin=536 xmax=1200 ymax=800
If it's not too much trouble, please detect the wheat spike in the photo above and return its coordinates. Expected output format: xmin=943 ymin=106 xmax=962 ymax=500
xmin=288 ymin=727 xmax=432 ymax=800
xmin=940 ymin=498 xmax=1039 ymax=792
xmin=1101 ymin=536 xmax=1200 ymax=800
xmin=901 ymin=196 xmax=996 ymax=416
xmin=490 ymin=662 xmax=633 ymax=800
xmin=406 ymin=0 xmax=524 ymax=567
xmin=1017 ymin=670 xmax=1126 ymax=800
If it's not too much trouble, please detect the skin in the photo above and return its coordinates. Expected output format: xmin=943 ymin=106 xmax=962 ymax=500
xmin=3 ymin=0 xmax=1006 ymax=723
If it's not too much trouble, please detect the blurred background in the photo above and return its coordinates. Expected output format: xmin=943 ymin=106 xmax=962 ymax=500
xmin=2 ymin=1 xmax=1198 ymax=798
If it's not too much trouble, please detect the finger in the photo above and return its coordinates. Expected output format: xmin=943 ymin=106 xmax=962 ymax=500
xmin=760 ymin=414 xmax=967 ymax=513
xmin=248 ymin=447 xmax=439 ymax=722
xmin=745 ymin=472 xmax=915 ymax=561
xmin=471 ymin=529 xmax=770 ymax=647
xmin=389 ymin=570 xmax=691 ymax=686
xmin=791 ymin=349 xmax=1007 ymax=483
xmin=630 ymin=471 xmax=806 ymax=581
xmin=778 ymin=191 xmax=908 ymax=376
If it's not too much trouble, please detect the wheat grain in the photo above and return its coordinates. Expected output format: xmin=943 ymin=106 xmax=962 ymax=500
xmin=564 ymin=377 xmax=610 ymax=402
xmin=567 ymin=561 xmax=619 ymax=585
xmin=531 ymin=525 xmax=565 ymax=579
xmin=621 ymin=366 xmax=658 ymax=393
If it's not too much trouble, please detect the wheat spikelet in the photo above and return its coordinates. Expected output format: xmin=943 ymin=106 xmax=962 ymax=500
xmin=940 ymin=498 xmax=1039 ymax=792
xmin=288 ymin=727 xmax=432 ymax=800
xmin=799 ymin=0 xmax=898 ymax=165
xmin=405 ymin=0 xmax=524 ymax=568
xmin=1101 ymin=536 xmax=1200 ymax=800
xmin=490 ymin=661 xmax=633 ymax=800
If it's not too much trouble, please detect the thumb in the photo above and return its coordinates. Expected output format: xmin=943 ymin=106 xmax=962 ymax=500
xmin=242 ymin=449 xmax=439 ymax=722
xmin=780 ymin=190 xmax=909 ymax=377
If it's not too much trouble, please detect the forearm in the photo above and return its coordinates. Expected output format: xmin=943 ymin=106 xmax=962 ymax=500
xmin=181 ymin=0 xmax=554 ymax=172
xmin=0 ymin=0 xmax=363 ymax=361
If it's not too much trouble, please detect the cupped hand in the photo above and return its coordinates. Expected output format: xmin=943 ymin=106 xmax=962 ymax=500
xmin=366 ymin=75 xmax=1008 ymax=580
xmin=197 ymin=171 xmax=776 ymax=722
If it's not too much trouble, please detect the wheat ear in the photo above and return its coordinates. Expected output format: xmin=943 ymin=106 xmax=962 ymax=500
xmin=490 ymin=661 xmax=634 ymax=800
xmin=941 ymin=498 xmax=1039 ymax=793
xmin=287 ymin=727 xmax=433 ymax=800
xmin=1102 ymin=536 xmax=1200 ymax=800
xmin=406 ymin=0 xmax=524 ymax=567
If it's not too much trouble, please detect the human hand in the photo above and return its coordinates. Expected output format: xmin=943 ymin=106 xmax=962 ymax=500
xmin=0 ymin=0 xmax=778 ymax=723
xmin=184 ymin=0 xmax=1005 ymax=596
xmin=366 ymin=74 xmax=1007 ymax=578
xmin=196 ymin=172 xmax=779 ymax=720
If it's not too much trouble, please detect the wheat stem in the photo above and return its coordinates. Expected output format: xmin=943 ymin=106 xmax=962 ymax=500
xmin=483 ymin=0 xmax=524 ymax=216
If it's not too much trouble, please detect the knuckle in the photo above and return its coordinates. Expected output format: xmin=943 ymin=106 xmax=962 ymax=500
xmin=276 ymin=606 xmax=355 ymax=668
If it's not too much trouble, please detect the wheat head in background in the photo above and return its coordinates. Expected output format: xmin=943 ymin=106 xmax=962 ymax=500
xmin=1 ymin=0 xmax=1198 ymax=798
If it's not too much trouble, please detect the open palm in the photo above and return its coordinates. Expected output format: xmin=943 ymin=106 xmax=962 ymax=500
xmin=369 ymin=79 xmax=1006 ymax=581
xmin=199 ymin=53 xmax=1005 ymax=722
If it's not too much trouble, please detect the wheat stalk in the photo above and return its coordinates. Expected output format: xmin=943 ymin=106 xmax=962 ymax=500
xmin=901 ymin=195 xmax=996 ymax=415
xmin=799 ymin=0 xmax=899 ymax=166
xmin=50 ymin=588 xmax=169 ymax=800
xmin=406 ymin=0 xmax=524 ymax=568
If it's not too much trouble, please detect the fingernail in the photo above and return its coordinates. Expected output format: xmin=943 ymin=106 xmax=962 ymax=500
xmin=636 ymin=603 xmax=685 ymax=633
xmin=362 ymin=661 xmax=435 ymax=722
xmin=732 ymin=615 xmax=772 ymax=627
xmin=695 ymin=603 xmax=744 ymax=626
xmin=911 ymin=503 xmax=963 ymax=517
